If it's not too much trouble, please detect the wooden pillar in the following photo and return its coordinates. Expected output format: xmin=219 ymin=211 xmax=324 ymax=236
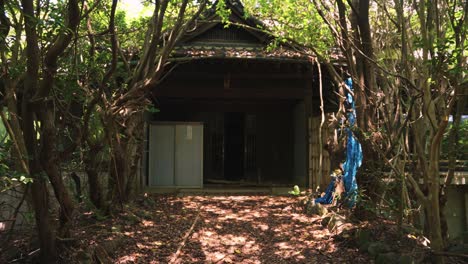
xmin=305 ymin=79 xmax=313 ymax=190
xmin=310 ymin=116 xmax=320 ymax=191
xmin=141 ymin=122 xmax=149 ymax=189
xmin=465 ymin=192 xmax=468 ymax=234
xmin=321 ymin=114 xmax=331 ymax=190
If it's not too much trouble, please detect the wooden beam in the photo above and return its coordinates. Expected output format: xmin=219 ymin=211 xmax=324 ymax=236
xmin=154 ymin=85 xmax=309 ymax=99
xmin=155 ymin=99 xmax=298 ymax=113
xmin=163 ymin=71 xmax=313 ymax=80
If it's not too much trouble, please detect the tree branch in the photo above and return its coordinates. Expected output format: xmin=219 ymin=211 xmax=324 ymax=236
xmin=34 ymin=0 xmax=80 ymax=100
xmin=0 ymin=0 xmax=10 ymax=49
xmin=100 ymin=0 xmax=118 ymax=89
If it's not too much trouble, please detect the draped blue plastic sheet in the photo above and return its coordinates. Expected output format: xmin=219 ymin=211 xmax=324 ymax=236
xmin=315 ymin=78 xmax=363 ymax=207
xmin=314 ymin=177 xmax=336 ymax=204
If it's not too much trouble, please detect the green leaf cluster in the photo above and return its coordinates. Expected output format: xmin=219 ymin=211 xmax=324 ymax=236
xmin=0 ymin=122 xmax=32 ymax=192
xmin=243 ymin=0 xmax=333 ymax=54
xmin=288 ymin=185 xmax=301 ymax=196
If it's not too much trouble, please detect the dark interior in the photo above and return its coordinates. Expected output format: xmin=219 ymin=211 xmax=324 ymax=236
xmin=224 ymin=112 xmax=245 ymax=181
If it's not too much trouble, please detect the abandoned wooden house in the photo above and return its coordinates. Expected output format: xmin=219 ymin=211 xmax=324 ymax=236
xmin=141 ymin=0 xmax=338 ymax=190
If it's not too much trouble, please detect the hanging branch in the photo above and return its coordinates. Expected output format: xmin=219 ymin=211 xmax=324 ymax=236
xmin=100 ymin=0 xmax=118 ymax=89
xmin=0 ymin=111 xmax=29 ymax=174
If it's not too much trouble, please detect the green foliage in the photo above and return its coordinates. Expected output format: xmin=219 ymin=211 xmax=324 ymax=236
xmin=353 ymin=189 xmax=380 ymax=220
xmin=288 ymin=185 xmax=301 ymax=196
xmin=39 ymin=1 xmax=67 ymax=39
xmin=88 ymin=110 xmax=106 ymax=144
xmin=1 ymin=174 xmax=33 ymax=191
xmin=442 ymin=118 xmax=468 ymax=160
xmin=0 ymin=123 xmax=32 ymax=192
xmin=216 ymin=0 xmax=232 ymax=26
xmin=146 ymin=105 xmax=160 ymax=113
xmin=243 ymin=0 xmax=333 ymax=54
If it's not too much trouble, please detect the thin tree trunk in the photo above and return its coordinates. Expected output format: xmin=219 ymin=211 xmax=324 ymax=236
xmin=37 ymin=107 xmax=75 ymax=236
xmin=85 ymin=165 xmax=102 ymax=209
xmin=29 ymin=172 xmax=57 ymax=262
xmin=82 ymin=125 xmax=105 ymax=208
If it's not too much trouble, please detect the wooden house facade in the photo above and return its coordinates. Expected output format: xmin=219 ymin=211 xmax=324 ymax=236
xmin=142 ymin=0 xmax=337 ymax=190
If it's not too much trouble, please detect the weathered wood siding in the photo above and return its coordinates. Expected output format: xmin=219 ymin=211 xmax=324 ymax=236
xmin=309 ymin=115 xmax=331 ymax=192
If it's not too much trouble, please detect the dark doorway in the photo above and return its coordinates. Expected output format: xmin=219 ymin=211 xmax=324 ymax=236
xmin=224 ymin=112 xmax=245 ymax=181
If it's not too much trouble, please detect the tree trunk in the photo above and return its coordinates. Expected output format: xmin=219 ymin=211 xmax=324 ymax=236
xmin=21 ymin=0 xmax=58 ymax=261
xmin=30 ymin=175 xmax=57 ymax=263
xmin=350 ymin=5 xmax=367 ymax=131
xmin=104 ymin=110 xmax=144 ymax=206
xmin=109 ymin=150 xmax=129 ymax=205
xmin=427 ymin=169 xmax=444 ymax=251
xmin=124 ymin=114 xmax=144 ymax=199
xmin=37 ymin=106 xmax=75 ymax=237
xmin=85 ymin=152 xmax=103 ymax=209
xmin=105 ymin=115 xmax=129 ymax=206
xmin=23 ymin=109 xmax=57 ymax=262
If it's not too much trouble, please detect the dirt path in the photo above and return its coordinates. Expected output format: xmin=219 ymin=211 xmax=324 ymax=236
xmin=4 ymin=195 xmax=463 ymax=263
xmin=89 ymin=195 xmax=369 ymax=264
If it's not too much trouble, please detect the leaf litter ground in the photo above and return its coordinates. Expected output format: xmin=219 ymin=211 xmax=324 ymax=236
xmin=72 ymin=195 xmax=369 ymax=263
xmin=4 ymin=194 xmax=462 ymax=263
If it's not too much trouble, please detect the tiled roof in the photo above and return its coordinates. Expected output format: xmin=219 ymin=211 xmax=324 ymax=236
xmin=172 ymin=44 xmax=310 ymax=61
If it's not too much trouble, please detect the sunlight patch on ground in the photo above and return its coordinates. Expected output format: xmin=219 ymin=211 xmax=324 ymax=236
xmin=192 ymin=229 xmax=261 ymax=263
xmin=257 ymin=223 xmax=269 ymax=231
xmin=290 ymin=213 xmax=313 ymax=223
xmin=141 ymin=220 xmax=154 ymax=227
xmin=123 ymin=231 xmax=134 ymax=236
xmin=273 ymin=241 xmax=304 ymax=259
xmin=116 ymin=253 xmax=144 ymax=263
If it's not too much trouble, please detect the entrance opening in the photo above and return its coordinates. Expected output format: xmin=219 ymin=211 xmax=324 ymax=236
xmin=148 ymin=100 xmax=301 ymax=187
xmin=224 ymin=113 xmax=245 ymax=181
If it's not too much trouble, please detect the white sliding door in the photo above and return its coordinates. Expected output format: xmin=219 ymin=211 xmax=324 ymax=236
xmin=148 ymin=123 xmax=203 ymax=188
xmin=149 ymin=125 xmax=175 ymax=186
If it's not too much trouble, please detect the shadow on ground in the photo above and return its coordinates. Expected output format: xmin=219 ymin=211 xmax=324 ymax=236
xmin=94 ymin=195 xmax=369 ymax=263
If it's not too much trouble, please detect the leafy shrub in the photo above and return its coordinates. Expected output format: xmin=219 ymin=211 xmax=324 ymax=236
xmin=289 ymin=185 xmax=301 ymax=196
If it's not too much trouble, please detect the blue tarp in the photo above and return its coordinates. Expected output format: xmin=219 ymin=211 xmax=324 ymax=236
xmin=314 ymin=177 xmax=336 ymax=204
xmin=315 ymin=78 xmax=363 ymax=207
